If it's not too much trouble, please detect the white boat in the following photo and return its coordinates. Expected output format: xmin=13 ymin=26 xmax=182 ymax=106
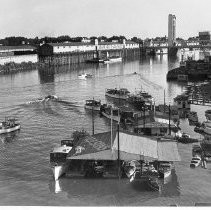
xmin=0 ymin=118 xmax=21 ymax=134
xmin=158 ymin=161 xmax=173 ymax=179
xmin=84 ymin=99 xmax=101 ymax=111
xmin=78 ymin=73 xmax=92 ymax=79
xmin=26 ymin=95 xmax=59 ymax=104
xmin=50 ymin=140 xmax=73 ymax=180
xmin=190 ymin=155 xmax=201 ymax=168
xmin=103 ymin=57 xmax=122 ymax=64
xmin=105 ymin=88 xmax=130 ymax=100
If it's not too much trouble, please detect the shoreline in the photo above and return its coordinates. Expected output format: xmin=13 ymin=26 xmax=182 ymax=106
xmin=0 ymin=61 xmax=38 ymax=74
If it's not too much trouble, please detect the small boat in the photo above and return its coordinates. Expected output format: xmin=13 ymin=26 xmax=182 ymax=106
xmin=188 ymin=111 xmax=198 ymax=123
xmin=78 ymin=73 xmax=93 ymax=79
xmin=105 ymin=88 xmax=130 ymax=100
xmin=0 ymin=118 xmax=21 ymax=134
xmin=50 ymin=140 xmax=73 ymax=180
xmin=205 ymin=110 xmax=211 ymax=121
xmin=26 ymin=95 xmax=58 ymax=104
xmin=192 ymin=144 xmax=202 ymax=156
xmin=100 ymin=104 xmax=120 ymax=122
xmin=158 ymin=161 xmax=173 ymax=179
xmin=86 ymin=58 xmax=104 ymax=63
xmin=190 ymin=155 xmax=201 ymax=168
xmin=103 ymin=56 xmax=122 ymax=64
xmin=45 ymin=95 xmax=58 ymax=101
xmin=84 ymin=99 xmax=101 ymax=111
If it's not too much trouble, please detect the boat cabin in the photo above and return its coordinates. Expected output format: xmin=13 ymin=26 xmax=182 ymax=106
xmin=61 ymin=139 xmax=74 ymax=147
xmin=173 ymin=94 xmax=190 ymax=110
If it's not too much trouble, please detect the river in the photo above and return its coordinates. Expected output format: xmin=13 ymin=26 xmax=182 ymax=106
xmin=0 ymin=52 xmax=211 ymax=206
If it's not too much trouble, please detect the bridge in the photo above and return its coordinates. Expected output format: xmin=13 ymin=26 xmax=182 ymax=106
xmin=144 ymin=40 xmax=211 ymax=50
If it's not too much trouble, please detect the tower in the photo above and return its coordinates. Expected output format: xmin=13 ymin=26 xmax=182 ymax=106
xmin=168 ymin=14 xmax=176 ymax=47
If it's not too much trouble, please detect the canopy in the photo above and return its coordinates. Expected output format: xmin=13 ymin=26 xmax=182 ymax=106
xmin=67 ymin=131 xmax=181 ymax=162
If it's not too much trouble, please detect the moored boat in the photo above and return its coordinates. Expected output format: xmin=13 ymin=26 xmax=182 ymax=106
xmin=84 ymin=99 xmax=101 ymax=111
xmin=0 ymin=118 xmax=21 ymax=134
xmin=205 ymin=110 xmax=211 ymax=121
xmin=105 ymin=88 xmax=130 ymax=100
xmin=103 ymin=56 xmax=122 ymax=64
xmin=158 ymin=161 xmax=173 ymax=179
xmin=188 ymin=111 xmax=198 ymax=123
xmin=50 ymin=140 xmax=73 ymax=180
xmin=78 ymin=73 xmax=93 ymax=79
xmin=100 ymin=104 xmax=120 ymax=122
xmin=190 ymin=155 xmax=201 ymax=168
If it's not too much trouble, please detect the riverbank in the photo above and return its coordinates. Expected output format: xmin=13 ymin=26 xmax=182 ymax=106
xmin=0 ymin=61 xmax=38 ymax=74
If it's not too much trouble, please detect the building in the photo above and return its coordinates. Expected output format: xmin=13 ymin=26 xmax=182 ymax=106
xmin=39 ymin=39 xmax=140 ymax=56
xmin=0 ymin=45 xmax=38 ymax=65
xmin=168 ymin=14 xmax=176 ymax=47
xmin=199 ymin=31 xmax=211 ymax=45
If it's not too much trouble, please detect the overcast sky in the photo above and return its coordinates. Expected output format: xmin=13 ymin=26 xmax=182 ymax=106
xmin=0 ymin=0 xmax=211 ymax=39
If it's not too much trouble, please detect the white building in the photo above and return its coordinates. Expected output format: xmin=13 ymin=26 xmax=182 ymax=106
xmin=168 ymin=14 xmax=176 ymax=47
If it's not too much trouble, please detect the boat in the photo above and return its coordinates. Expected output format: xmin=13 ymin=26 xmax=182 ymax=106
xmin=192 ymin=144 xmax=202 ymax=156
xmin=50 ymin=140 xmax=73 ymax=180
xmin=26 ymin=95 xmax=59 ymax=104
xmin=103 ymin=56 xmax=122 ymax=64
xmin=0 ymin=118 xmax=21 ymax=134
xmin=78 ymin=73 xmax=93 ymax=79
xmin=100 ymin=104 xmax=120 ymax=122
xmin=205 ymin=110 xmax=211 ymax=121
xmin=190 ymin=155 xmax=201 ymax=168
xmin=167 ymin=57 xmax=211 ymax=81
xmin=105 ymin=88 xmax=130 ymax=100
xmin=158 ymin=161 xmax=173 ymax=179
xmin=126 ymin=94 xmax=145 ymax=110
xmin=85 ymin=58 xmax=105 ymax=63
xmin=201 ymin=121 xmax=211 ymax=135
xmin=84 ymin=99 xmax=101 ymax=111
xmin=45 ymin=95 xmax=58 ymax=101
xmin=188 ymin=111 xmax=198 ymax=123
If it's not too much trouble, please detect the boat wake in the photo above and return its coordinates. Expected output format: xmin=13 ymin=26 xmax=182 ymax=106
xmin=25 ymin=95 xmax=59 ymax=105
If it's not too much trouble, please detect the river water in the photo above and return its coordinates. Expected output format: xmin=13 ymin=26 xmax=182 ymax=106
xmin=0 ymin=52 xmax=211 ymax=206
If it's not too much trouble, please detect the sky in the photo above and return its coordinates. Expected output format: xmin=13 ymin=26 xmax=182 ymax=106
xmin=0 ymin=0 xmax=211 ymax=39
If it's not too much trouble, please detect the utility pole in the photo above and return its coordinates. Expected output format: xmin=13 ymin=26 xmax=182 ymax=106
xmin=117 ymin=108 xmax=121 ymax=179
xmin=92 ymin=106 xmax=94 ymax=135
xmin=164 ymin=89 xmax=166 ymax=113
xmin=169 ymin=103 xmax=171 ymax=136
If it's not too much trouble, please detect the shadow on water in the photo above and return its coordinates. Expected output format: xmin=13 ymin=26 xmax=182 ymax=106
xmin=0 ymin=130 xmax=20 ymax=144
xmin=159 ymin=169 xmax=180 ymax=197
xmin=38 ymin=67 xmax=55 ymax=84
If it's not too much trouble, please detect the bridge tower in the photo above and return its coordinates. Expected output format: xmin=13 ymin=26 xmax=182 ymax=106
xmin=168 ymin=14 xmax=176 ymax=47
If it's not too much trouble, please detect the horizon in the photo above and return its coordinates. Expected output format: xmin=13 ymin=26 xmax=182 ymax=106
xmin=1 ymin=0 xmax=211 ymax=40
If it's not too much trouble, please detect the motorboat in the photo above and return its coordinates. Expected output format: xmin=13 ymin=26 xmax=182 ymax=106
xmin=78 ymin=73 xmax=93 ymax=79
xmin=105 ymin=88 xmax=130 ymax=100
xmin=205 ymin=110 xmax=211 ymax=121
xmin=188 ymin=111 xmax=198 ymax=123
xmin=190 ymin=155 xmax=201 ymax=168
xmin=84 ymin=99 xmax=101 ymax=111
xmin=50 ymin=140 xmax=73 ymax=180
xmin=0 ymin=118 xmax=21 ymax=134
xmin=99 ymin=104 xmax=120 ymax=122
xmin=158 ymin=162 xmax=173 ymax=179
xmin=45 ymin=95 xmax=58 ymax=101
xmin=203 ymin=121 xmax=211 ymax=135
xmin=103 ymin=56 xmax=122 ymax=64
xmin=175 ymin=131 xmax=190 ymax=139
xmin=26 ymin=95 xmax=59 ymax=104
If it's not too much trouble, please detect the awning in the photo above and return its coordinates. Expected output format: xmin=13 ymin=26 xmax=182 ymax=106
xmin=67 ymin=131 xmax=181 ymax=162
